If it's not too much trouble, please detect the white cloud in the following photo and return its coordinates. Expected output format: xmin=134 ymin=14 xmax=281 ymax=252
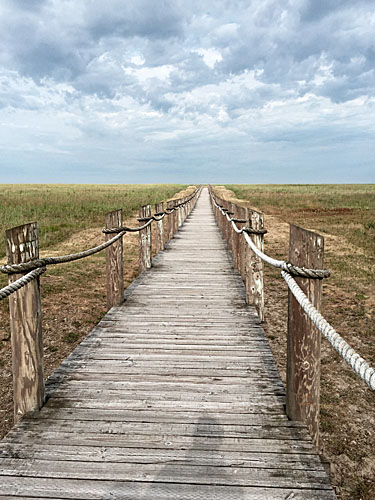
xmin=0 ymin=0 xmax=374 ymax=182
xmin=193 ymin=48 xmax=222 ymax=69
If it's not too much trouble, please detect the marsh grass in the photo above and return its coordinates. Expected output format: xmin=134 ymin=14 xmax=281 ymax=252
xmin=225 ymin=184 xmax=375 ymax=257
xmin=0 ymin=184 xmax=186 ymax=258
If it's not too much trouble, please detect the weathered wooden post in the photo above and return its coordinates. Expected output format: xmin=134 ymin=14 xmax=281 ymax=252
xmin=167 ymin=200 xmax=174 ymax=241
xmin=245 ymin=209 xmax=265 ymax=322
xmin=154 ymin=202 xmax=165 ymax=253
xmin=139 ymin=204 xmax=152 ymax=272
xmin=173 ymin=200 xmax=179 ymax=234
xmin=237 ymin=206 xmax=248 ymax=282
xmin=105 ymin=209 xmax=124 ymax=310
xmin=228 ymin=202 xmax=235 ymax=258
xmin=178 ymin=200 xmax=183 ymax=228
xmin=6 ymin=222 xmax=44 ymax=422
xmin=286 ymin=225 xmax=323 ymax=449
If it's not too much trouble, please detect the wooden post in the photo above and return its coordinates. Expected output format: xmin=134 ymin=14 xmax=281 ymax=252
xmin=154 ymin=202 xmax=164 ymax=253
xmin=178 ymin=200 xmax=183 ymax=228
xmin=174 ymin=200 xmax=179 ymax=234
xmin=237 ymin=206 xmax=248 ymax=282
xmin=245 ymin=209 xmax=265 ymax=322
xmin=6 ymin=222 xmax=44 ymax=423
xmin=167 ymin=200 xmax=174 ymax=241
xmin=105 ymin=210 xmax=124 ymax=310
xmin=139 ymin=205 xmax=152 ymax=272
xmin=286 ymin=225 xmax=323 ymax=449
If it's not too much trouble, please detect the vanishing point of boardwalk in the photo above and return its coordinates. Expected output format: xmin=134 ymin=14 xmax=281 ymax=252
xmin=0 ymin=189 xmax=335 ymax=499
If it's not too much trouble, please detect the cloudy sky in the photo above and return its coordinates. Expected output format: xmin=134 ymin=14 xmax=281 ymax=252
xmin=0 ymin=0 xmax=374 ymax=183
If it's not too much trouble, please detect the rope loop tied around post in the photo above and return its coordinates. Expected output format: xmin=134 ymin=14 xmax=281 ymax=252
xmin=243 ymin=227 xmax=268 ymax=236
xmin=284 ymin=262 xmax=330 ymax=279
xmin=137 ymin=216 xmax=154 ymax=223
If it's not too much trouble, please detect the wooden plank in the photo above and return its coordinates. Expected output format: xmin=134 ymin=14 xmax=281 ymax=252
xmin=0 ymin=477 xmax=337 ymax=499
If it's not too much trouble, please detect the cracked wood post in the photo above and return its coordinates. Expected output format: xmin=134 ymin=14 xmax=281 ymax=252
xmin=105 ymin=209 xmax=124 ymax=310
xmin=154 ymin=202 xmax=164 ymax=253
xmin=139 ymin=204 xmax=152 ymax=272
xmin=245 ymin=209 xmax=265 ymax=322
xmin=6 ymin=222 xmax=44 ymax=423
xmin=286 ymin=224 xmax=323 ymax=449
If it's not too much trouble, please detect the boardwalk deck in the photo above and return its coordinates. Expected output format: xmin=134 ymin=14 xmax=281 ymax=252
xmin=0 ymin=189 xmax=336 ymax=499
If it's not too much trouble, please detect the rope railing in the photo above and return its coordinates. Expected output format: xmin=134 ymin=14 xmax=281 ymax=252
xmin=0 ymin=187 xmax=201 ymax=296
xmin=0 ymin=267 xmax=46 ymax=300
xmin=209 ymin=187 xmax=375 ymax=394
xmin=282 ymin=271 xmax=375 ymax=391
xmin=1 ymin=185 xmax=201 ymax=423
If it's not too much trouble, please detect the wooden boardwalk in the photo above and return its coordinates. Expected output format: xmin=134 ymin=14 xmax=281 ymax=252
xmin=0 ymin=189 xmax=336 ymax=499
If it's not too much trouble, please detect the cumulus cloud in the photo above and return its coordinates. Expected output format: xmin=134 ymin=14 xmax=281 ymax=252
xmin=0 ymin=0 xmax=374 ymax=182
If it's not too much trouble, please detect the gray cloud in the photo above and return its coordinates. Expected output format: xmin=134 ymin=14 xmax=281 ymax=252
xmin=0 ymin=0 xmax=374 ymax=182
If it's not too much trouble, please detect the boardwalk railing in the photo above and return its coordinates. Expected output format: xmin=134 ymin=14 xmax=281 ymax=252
xmin=209 ymin=186 xmax=375 ymax=448
xmin=0 ymin=187 xmax=201 ymax=423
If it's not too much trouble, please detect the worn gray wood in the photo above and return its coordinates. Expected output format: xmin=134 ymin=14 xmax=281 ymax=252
xmin=5 ymin=222 xmax=44 ymax=423
xmin=287 ymin=225 xmax=323 ymax=449
xmin=105 ymin=209 xmax=124 ymax=309
xmin=0 ymin=189 xmax=335 ymax=499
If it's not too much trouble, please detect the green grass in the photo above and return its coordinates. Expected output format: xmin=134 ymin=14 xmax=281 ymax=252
xmin=0 ymin=184 xmax=187 ymax=259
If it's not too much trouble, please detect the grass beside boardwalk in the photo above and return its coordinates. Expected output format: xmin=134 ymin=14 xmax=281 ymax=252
xmin=219 ymin=184 xmax=375 ymax=500
xmin=225 ymin=184 xmax=375 ymax=257
xmin=0 ymin=184 xmax=186 ymax=259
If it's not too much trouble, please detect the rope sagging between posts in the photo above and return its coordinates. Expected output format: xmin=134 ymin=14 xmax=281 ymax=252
xmin=212 ymin=195 xmax=330 ymax=279
xmin=210 ymin=188 xmax=375 ymax=392
xmin=0 ymin=187 xmax=201 ymax=298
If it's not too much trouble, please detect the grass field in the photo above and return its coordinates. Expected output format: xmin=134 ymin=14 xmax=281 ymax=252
xmin=218 ymin=184 xmax=375 ymax=500
xmin=0 ymin=184 xmax=187 ymax=259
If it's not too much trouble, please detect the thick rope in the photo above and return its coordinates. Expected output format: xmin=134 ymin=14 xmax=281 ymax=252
xmin=103 ymin=188 xmax=201 ymax=234
xmin=0 ymin=231 xmax=126 ymax=274
xmin=212 ymin=195 xmax=330 ymax=279
xmin=282 ymin=271 xmax=375 ymax=391
xmin=1 ymin=187 xmax=201 ymax=277
xmin=210 ymin=189 xmax=375 ymax=391
xmin=0 ymin=267 xmax=46 ymax=301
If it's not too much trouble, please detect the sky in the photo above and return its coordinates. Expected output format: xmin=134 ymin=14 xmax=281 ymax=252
xmin=0 ymin=0 xmax=374 ymax=183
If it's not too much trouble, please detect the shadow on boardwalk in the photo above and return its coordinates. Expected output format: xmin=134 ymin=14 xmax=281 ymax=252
xmin=139 ymin=416 xmax=244 ymax=500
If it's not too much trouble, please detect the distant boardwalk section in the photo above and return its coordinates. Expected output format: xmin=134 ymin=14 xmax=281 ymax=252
xmin=0 ymin=189 xmax=336 ymax=499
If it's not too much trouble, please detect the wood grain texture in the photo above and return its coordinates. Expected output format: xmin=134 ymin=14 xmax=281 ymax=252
xmin=138 ymin=204 xmax=152 ymax=272
xmin=0 ymin=190 xmax=335 ymax=499
xmin=105 ymin=209 xmax=124 ymax=310
xmin=5 ymin=223 xmax=44 ymax=423
xmin=246 ymin=209 xmax=265 ymax=322
xmin=154 ymin=202 xmax=165 ymax=253
xmin=286 ymin=224 xmax=323 ymax=449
